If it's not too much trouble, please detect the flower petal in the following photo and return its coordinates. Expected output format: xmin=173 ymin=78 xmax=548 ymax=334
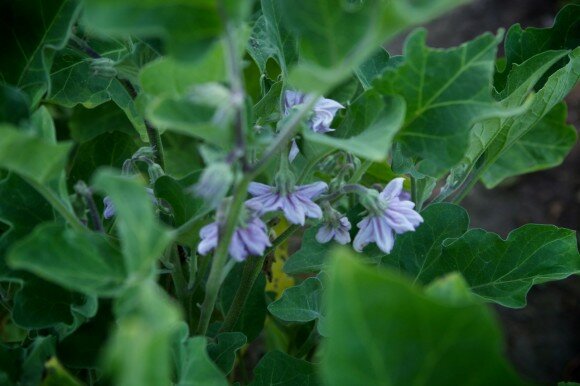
xmin=316 ymin=225 xmax=335 ymax=244
xmin=380 ymin=178 xmax=405 ymax=201
xmin=248 ymin=182 xmax=274 ymax=196
xmin=280 ymin=195 xmax=306 ymax=225
xmin=353 ymin=217 xmax=375 ymax=252
xmin=294 ymin=181 xmax=328 ymax=199
xmin=334 ymin=228 xmax=351 ymax=245
xmin=289 ymin=139 xmax=300 ymax=162
xmin=372 ymin=216 xmax=395 ymax=253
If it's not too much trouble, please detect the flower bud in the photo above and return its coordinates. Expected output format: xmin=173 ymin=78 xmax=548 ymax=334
xmin=90 ymin=58 xmax=117 ymax=78
xmin=148 ymin=163 xmax=165 ymax=183
xmin=192 ymin=162 xmax=234 ymax=208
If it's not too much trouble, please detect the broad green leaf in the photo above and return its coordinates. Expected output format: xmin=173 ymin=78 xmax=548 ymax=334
xmin=68 ymin=131 xmax=138 ymax=187
xmin=0 ymin=125 xmax=72 ymax=183
xmin=105 ymin=282 xmax=180 ymax=386
xmin=47 ymin=47 xmax=146 ymax=140
xmin=268 ymin=277 xmax=323 ymax=323
xmin=438 ymin=224 xmax=580 ymax=308
xmin=497 ymin=4 xmax=580 ymax=90
xmin=282 ymin=0 xmax=466 ymax=92
xmin=321 ymin=249 xmax=530 ymax=386
xmin=69 ymin=102 xmax=137 ymax=143
xmin=283 ymin=229 xmax=330 ymax=275
xmin=146 ymin=97 xmax=231 ymax=148
xmin=154 ymin=175 xmax=204 ymax=228
xmin=354 ymin=48 xmax=393 ymax=90
xmin=0 ymin=0 xmax=81 ymax=105
xmin=11 ymin=278 xmax=91 ymax=329
xmin=140 ymin=43 xmax=226 ymax=98
xmin=21 ymin=336 xmax=57 ymax=386
xmin=93 ymin=170 xmax=174 ymax=279
xmin=249 ymin=0 xmax=299 ymax=76
xmin=476 ymin=49 xmax=580 ymax=188
xmin=0 ymin=85 xmax=30 ymax=125
xmin=481 ymin=103 xmax=577 ymax=188
xmin=8 ymin=223 xmax=126 ymax=296
xmin=382 ymin=203 xmax=580 ymax=308
xmin=381 ymin=203 xmax=470 ymax=283
xmin=220 ymin=263 xmax=267 ymax=342
xmin=424 ymin=273 xmax=476 ymax=306
xmin=375 ymin=30 xmax=507 ymax=177
xmin=83 ymin=0 xmax=223 ymax=62
xmin=0 ymin=174 xmax=54 ymax=275
xmin=249 ymin=351 xmax=320 ymax=386
xmin=173 ymin=336 xmax=229 ymax=386
xmin=303 ymin=94 xmax=405 ymax=161
xmin=442 ymin=49 xmax=572 ymax=198
xmin=207 ymin=332 xmax=247 ymax=375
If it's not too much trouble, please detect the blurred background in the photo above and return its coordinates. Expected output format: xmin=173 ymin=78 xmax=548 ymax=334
xmin=389 ymin=0 xmax=580 ymax=383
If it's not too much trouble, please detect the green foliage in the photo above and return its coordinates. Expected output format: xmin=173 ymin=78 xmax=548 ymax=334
xmin=250 ymin=351 xmax=320 ymax=386
xmin=321 ymin=249 xmax=531 ymax=386
xmin=268 ymin=277 xmax=324 ymax=323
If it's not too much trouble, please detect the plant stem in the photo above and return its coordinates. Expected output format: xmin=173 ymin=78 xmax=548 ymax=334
xmin=23 ymin=176 xmax=85 ymax=232
xmin=249 ymin=96 xmax=320 ymax=179
xmin=145 ymin=121 xmax=165 ymax=170
xmin=347 ymin=159 xmax=372 ymax=184
xmin=294 ymin=326 xmax=319 ymax=359
xmin=170 ymin=246 xmax=188 ymax=305
xmin=220 ymin=224 xmax=299 ymax=332
xmin=196 ymin=177 xmax=250 ymax=335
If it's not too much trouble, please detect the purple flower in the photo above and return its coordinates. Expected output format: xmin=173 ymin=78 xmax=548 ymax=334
xmin=353 ymin=178 xmax=423 ymax=254
xmin=103 ymin=188 xmax=157 ymax=219
xmin=316 ymin=216 xmax=352 ymax=245
xmin=284 ymin=90 xmax=344 ymax=134
xmin=197 ymin=209 xmax=272 ymax=262
xmin=246 ymin=181 xmax=328 ymax=225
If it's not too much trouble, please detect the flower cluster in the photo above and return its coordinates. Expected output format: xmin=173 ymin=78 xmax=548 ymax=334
xmin=195 ymin=92 xmax=423 ymax=262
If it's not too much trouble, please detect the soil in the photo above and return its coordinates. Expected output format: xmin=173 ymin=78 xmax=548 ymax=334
xmin=387 ymin=1 xmax=580 ymax=383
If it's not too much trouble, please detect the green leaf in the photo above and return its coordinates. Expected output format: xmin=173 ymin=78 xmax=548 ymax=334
xmin=105 ymin=282 xmax=180 ymax=386
xmin=68 ymin=131 xmax=138 ymax=187
xmin=140 ymin=44 xmax=226 ymax=98
xmin=283 ymin=229 xmax=330 ymax=275
xmin=21 ymin=336 xmax=57 ymax=386
xmin=354 ymin=48 xmax=393 ymax=90
xmin=0 ymin=173 xmax=54 ymax=275
xmin=0 ymin=125 xmax=72 ymax=183
xmin=497 ymin=4 xmax=580 ymax=90
xmin=0 ymin=85 xmax=30 ymax=125
xmin=47 ymin=47 xmax=147 ymax=140
xmin=438 ymin=224 xmax=580 ymax=308
xmin=250 ymin=351 xmax=320 ymax=386
xmin=303 ymin=93 xmax=405 ymax=161
xmin=207 ymin=332 xmax=247 ymax=375
xmin=41 ymin=357 xmax=84 ymax=386
xmin=381 ymin=203 xmax=470 ymax=283
xmin=12 ymin=278 xmax=91 ymax=329
xmin=375 ymin=30 xmax=508 ymax=177
xmin=84 ymin=0 xmax=223 ymax=62
xmin=382 ymin=203 xmax=580 ymax=308
xmin=220 ymin=263 xmax=267 ymax=342
xmin=282 ymin=0 xmax=466 ymax=92
xmin=442 ymin=49 xmax=573 ymax=198
xmin=476 ymin=49 xmax=580 ymax=189
xmin=8 ymin=223 xmax=126 ymax=296
xmin=154 ymin=175 xmax=204 ymax=227
xmin=146 ymin=97 xmax=231 ymax=148
xmin=249 ymin=0 xmax=299 ymax=75
xmin=69 ymin=102 xmax=137 ymax=142
xmin=173 ymin=328 xmax=228 ymax=386
xmin=321 ymin=249 xmax=530 ymax=386
xmin=93 ymin=170 xmax=174 ymax=278
xmin=0 ymin=0 xmax=81 ymax=105
xmin=481 ymin=103 xmax=577 ymax=187
xmin=268 ymin=277 xmax=323 ymax=323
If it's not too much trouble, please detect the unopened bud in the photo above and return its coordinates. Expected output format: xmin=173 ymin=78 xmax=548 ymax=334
xmin=191 ymin=162 xmax=234 ymax=208
xmin=90 ymin=58 xmax=117 ymax=78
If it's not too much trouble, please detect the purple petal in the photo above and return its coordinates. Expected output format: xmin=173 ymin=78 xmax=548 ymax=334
xmin=284 ymin=90 xmax=306 ymax=113
xmin=372 ymin=217 xmax=395 ymax=253
xmin=316 ymin=225 xmax=335 ymax=244
xmin=228 ymin=232 xmax=249 ymax=261
xmin=314 ymin=97 xmax=344 ymax=113
xmin=380 ymin=178 xmax=405 ymax=201
xmin=295 ymin=195 xmax=323 ymax=220
xmin=353 ymin=217 xmax=374 ymax=252
xmin=338 ymin=216 xmax=352 ymax=230
xmin=294 ymin=181 xmax=328 ymax=199
xmin=248 ymin=182 xmax=274 ymax=196
xmin=384 ymin=210 xmax=416 ymax=234
xmin=280 ymin=195 xmax=306 ymax=225
xmin=334 ymin=228 xmax=351 ymax=244
xmin=288 ymin=139 xmax=300 ymax=162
